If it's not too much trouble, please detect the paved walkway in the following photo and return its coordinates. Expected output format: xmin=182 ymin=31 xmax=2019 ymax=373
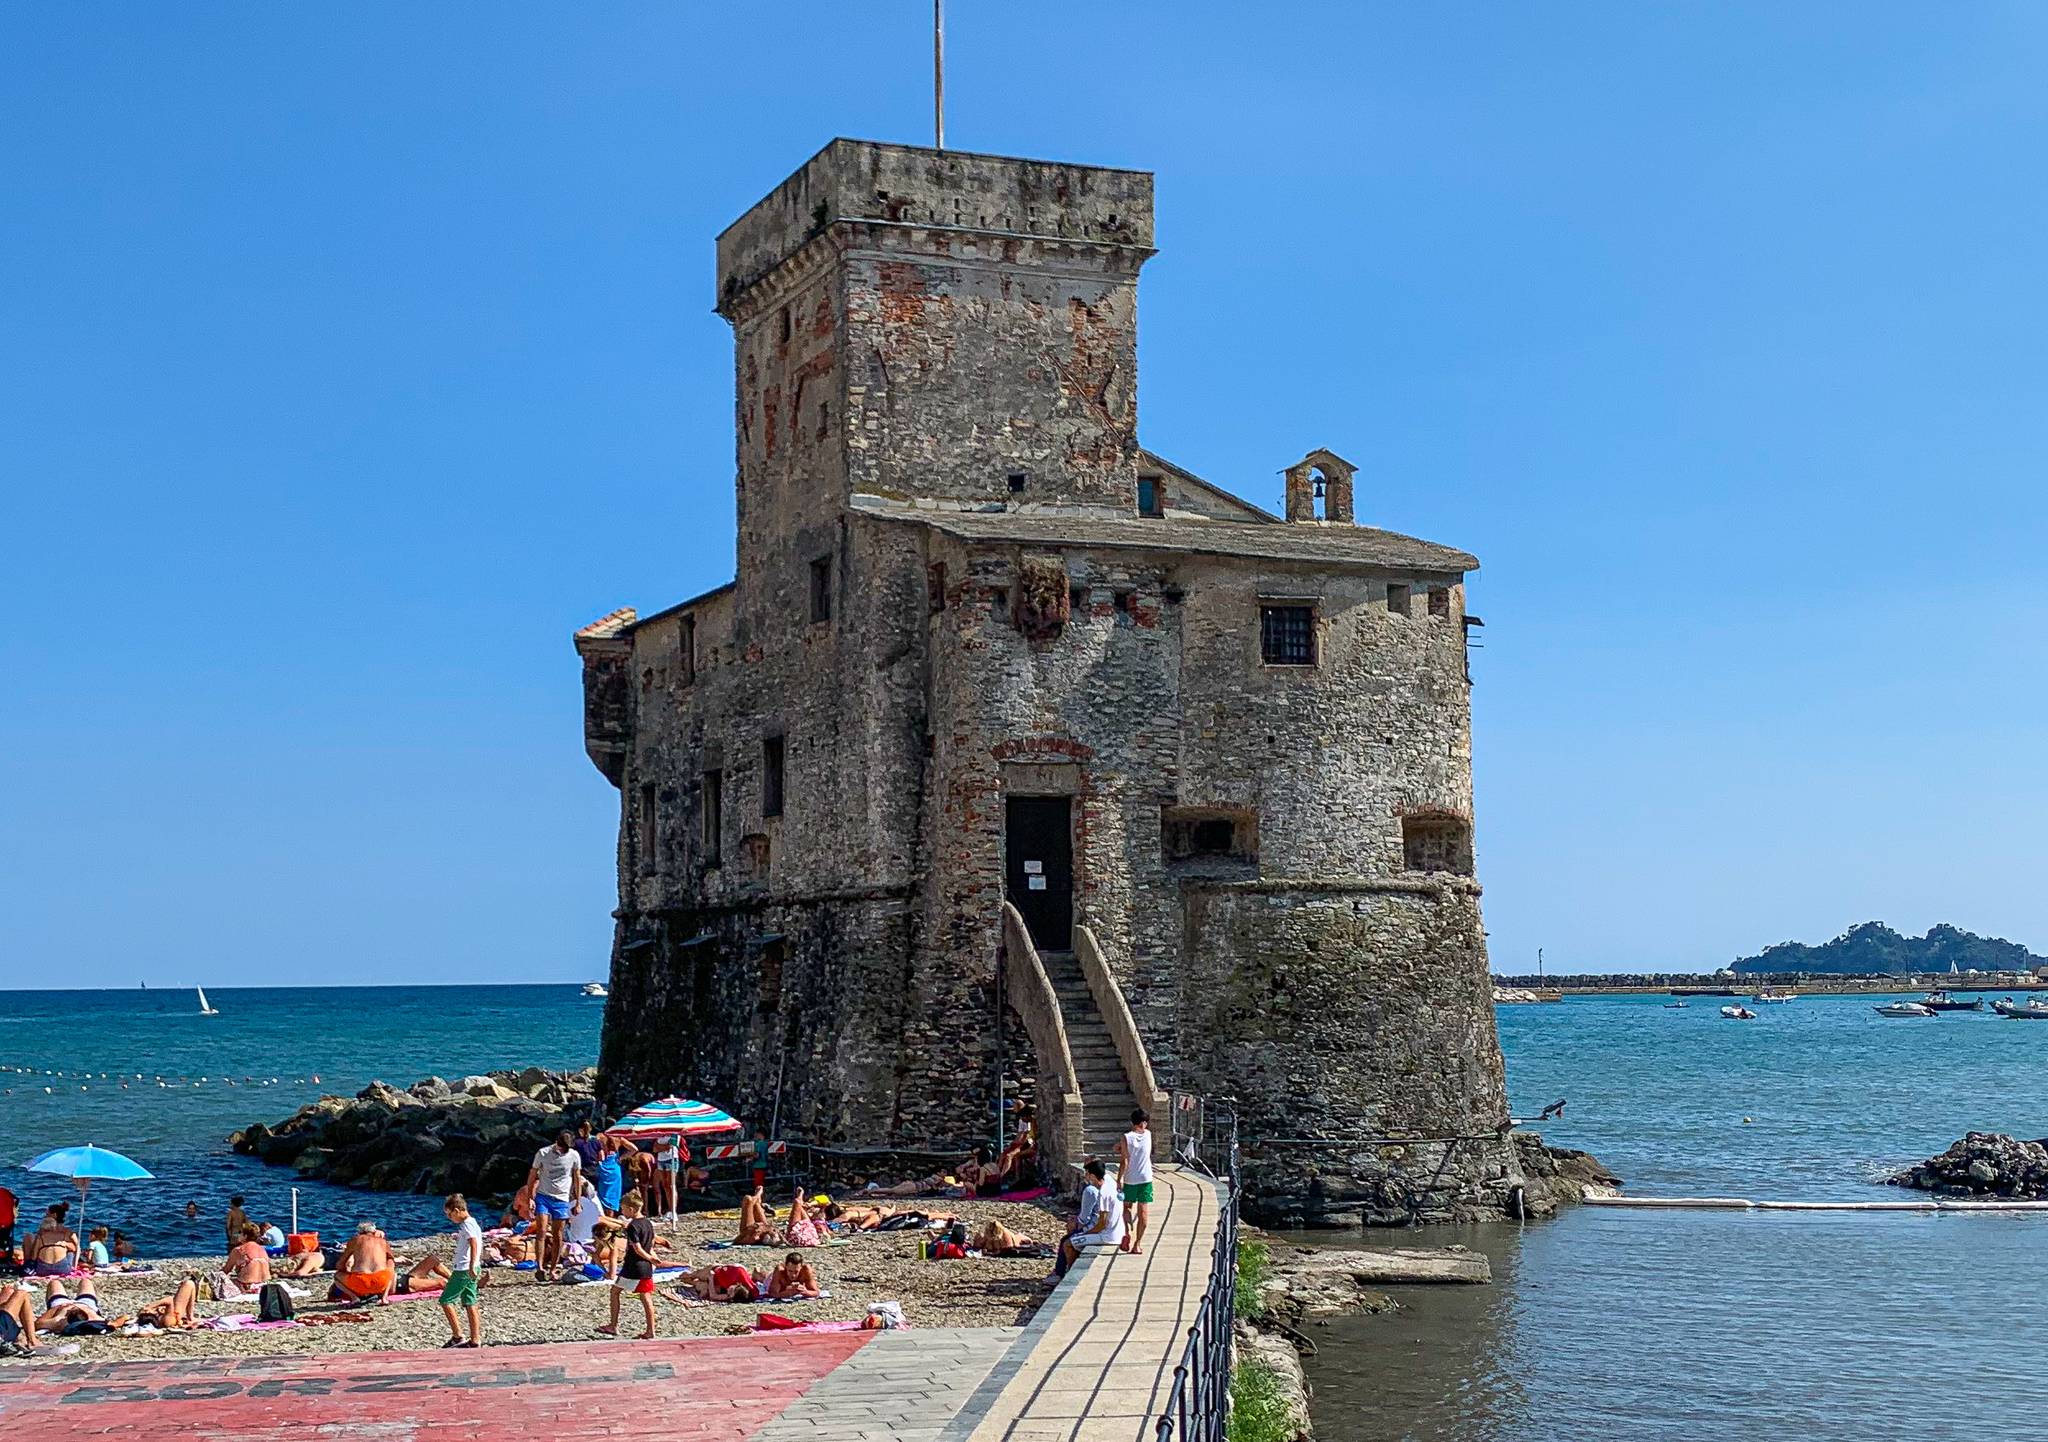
xmin=942 ymin=1164 xmax=1221 ymax=1442
xmin=752 ymin=1327 xmax=1020 ymax=1442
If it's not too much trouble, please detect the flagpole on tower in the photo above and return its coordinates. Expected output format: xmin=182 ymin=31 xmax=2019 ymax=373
xmin=934 ymin=0 xmax=946 ymax=150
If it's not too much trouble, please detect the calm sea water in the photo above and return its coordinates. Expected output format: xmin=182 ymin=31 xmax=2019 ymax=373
xmin=0 ymin=986 xmax=601 ymax=1254
xmin=1305 ymin=989 xmax=2048 ymax=1441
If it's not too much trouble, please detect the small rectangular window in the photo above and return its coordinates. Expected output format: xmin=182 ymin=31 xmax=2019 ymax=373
xmin=638 ymin=783 xmax=659 ymax=875
xmin=679 ymin=614 xmax=696 ymax=684
xmin=702 ymin=769 xmax=723 ymax=865
xmin=1260 ymin=605 xmax=1316 ymax=666
xmin=1387 ymin=584 xmax=1412 ymax=617
xmin=1428 ymin=586 xmax=1450 ymax=619
xmin=1007 ymin=472 xmax=1028 ymax=494
xmin=761 ymin=735 xmax=784 ymax=819
xmin=809 ymin=556 xmax=832 ymax=623
xmin=1137 ymin=476 xmax=1163 ymax=518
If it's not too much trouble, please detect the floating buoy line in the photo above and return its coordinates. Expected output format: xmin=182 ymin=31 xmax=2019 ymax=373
xmin=0 ymin=1063 xmax=323 ymax=1095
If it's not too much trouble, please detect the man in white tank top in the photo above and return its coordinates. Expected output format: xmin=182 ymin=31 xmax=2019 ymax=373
xmin=1116 ymin=1108 xmax=1155 ymax=1255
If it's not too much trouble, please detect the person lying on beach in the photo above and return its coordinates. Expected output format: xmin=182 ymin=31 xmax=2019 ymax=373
xmin=782 ymin=1188 xmax=826 ymax=1248
xmin=0 ymin=1281 xmax=43 ymax=1355
xmin=227 ymin=1226 xmax=273 ymax=1291
xmin=733 ymin=1186 xmax=777 ymax=1245
xmin=765 ymin=1253 xmax=820 ymax=1299
xmin=395 ymin=1252 xmax=480 ymax=1294
xmin=679 ymin=1263 xmax=759 ymax=1303
xmin=39 ymin=1278 xmax=141 ymax=1333
xmin=972 ymin=1219 xmax=1037 ymax=1254
xmin=822 ymin=1201 xmax=891 ymax=1230
xmin=330 ymin=1223 xmax=395 ymax=1303
xmin=275 ymin=1245 xmax=326 ymax=1278
xmin=28 ymin=1207 xmax=80 ymax=1276
xmin=135 ymin=1274 xmax=201 ymax=1329
xmin=484 ymin=1234 xmax=531 ymax=1266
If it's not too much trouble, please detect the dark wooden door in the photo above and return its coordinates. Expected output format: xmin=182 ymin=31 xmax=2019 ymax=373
xmin=1005 ymin=796 xmax=1073 ymax=950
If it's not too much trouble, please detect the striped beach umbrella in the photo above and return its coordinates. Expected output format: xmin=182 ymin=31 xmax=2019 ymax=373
xmin=603 ymin=1096 xmax=742 ymax=1138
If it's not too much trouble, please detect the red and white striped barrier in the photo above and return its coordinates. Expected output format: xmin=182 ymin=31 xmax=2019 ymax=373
xmin=701 ymin=1140 xmax=787 ymax=1160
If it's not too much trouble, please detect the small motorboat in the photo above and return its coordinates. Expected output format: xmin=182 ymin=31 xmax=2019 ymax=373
xmin=1664 ymin=1001 xmax=1689 ymax=1009
xmin=581 ymin=981 xmax=609 ymax=998
xmin=1754 ymin=989 xmax=1796 ymax=1004
xmin=1921 ymin=990 xmax=1985 ymax=1012
xmin=1720 ymin=1004 xmax=1757 ymax=1020
xmin=1999 ymin=1000 xmax=2048 ymax=1021
xmin=1874 ymin=1001 xmax=1936 ymax=1018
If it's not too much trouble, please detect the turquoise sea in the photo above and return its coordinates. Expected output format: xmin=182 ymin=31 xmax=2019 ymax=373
xmin=0 ymin=985 xmax=602 ymax=1254
xmin=1308 ymin=989 xmax=2048 ymax=1441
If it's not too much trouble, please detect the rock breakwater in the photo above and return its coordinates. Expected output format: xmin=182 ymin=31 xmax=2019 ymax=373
xmin=1890 ymin=1131 xmax=2048 ymax=1199
xmin=230 ymin=1067 xmax=600 ymax=1198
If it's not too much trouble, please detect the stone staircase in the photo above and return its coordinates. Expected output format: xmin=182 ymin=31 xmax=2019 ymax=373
xmin=1039 ymin=948 xmax=1143 ymax=1160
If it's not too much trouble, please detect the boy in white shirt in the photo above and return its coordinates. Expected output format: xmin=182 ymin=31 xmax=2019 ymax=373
xmin=439 ymin=1193 xmax=484 ymax=1349
xmin=1116 ymin=1108 xmax=1155 ymax=1255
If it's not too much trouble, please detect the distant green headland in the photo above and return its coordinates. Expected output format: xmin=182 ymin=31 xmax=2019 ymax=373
xmin=1731 ymin=922 xmax=2047 ymax=976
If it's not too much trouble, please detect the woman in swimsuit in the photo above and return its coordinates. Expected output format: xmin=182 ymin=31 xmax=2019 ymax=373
xmin=27 ymin=1207 xmax=79 ymax=1276
xmin=136 ymin=1274 xmax=201 ymax=1329
xmin=782 ymin=1189 xmax=825 ymax=1248
xmin=733 ymin=1186 xmax=777 ymax=1245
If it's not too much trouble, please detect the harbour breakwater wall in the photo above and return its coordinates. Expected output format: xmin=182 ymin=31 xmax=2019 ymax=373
xmin=230 ymin=1068 xmax=600 ymax=1199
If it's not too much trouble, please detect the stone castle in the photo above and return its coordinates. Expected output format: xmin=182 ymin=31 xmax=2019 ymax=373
xmin=576 ymin=139 xmax=1529 ymax=1223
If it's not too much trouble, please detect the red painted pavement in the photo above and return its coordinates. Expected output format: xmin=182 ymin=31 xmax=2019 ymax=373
xmin=0 ymin=1331 xmax=871 ymax=1440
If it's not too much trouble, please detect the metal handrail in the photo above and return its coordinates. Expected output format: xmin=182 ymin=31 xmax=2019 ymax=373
xmin=1155 ymin=1099 xmax=1240 ymax=1441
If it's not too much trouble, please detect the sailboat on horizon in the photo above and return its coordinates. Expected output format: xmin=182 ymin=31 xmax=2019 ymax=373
xmin=197 ymin=986 xmax=220 ymax=1016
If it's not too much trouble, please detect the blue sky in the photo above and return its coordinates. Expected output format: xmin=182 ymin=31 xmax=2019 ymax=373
xmin=5 ymin=3 xmax=2045 ymax=986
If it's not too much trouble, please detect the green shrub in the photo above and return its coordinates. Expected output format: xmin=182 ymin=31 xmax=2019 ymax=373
xmin=1228 ymin=1356 xmax=1297 ymax=1442
xmin=1233 ymin=1238 xmax=1271 ymax=1320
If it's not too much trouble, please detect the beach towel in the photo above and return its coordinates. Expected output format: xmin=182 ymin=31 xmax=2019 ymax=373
xmin=199 ymin=1314 xmax=300 ymax=1332
xmin=995 ymin=1186 xmax=1053 ymax=1203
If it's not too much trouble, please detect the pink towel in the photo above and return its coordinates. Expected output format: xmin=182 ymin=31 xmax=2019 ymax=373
xmin=996 ymin=1186 xmax=1052 ymax=1203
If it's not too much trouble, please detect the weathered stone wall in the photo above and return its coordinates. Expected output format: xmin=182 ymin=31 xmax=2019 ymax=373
xmin=1178 ymin=881 xmax=1512 ymax=1225
xmin=580 ymin=139 xmax=1519 ymax=1223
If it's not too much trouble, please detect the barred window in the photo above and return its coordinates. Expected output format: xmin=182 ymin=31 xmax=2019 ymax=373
xmin=1260 ymin=605 xmax=1316 ymax=666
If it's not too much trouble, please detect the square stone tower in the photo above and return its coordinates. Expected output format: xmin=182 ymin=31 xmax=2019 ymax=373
xmin=578 ymin=140 xmax=1521 ymax=1225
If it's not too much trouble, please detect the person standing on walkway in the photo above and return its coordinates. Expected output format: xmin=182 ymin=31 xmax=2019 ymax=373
xmin=597 ymin=1191 xmax=658 ymax=1340
xmin=438 ymin=1193 xmax=484 ymax=1349
xmin=525 ymin=1130 xmax=583 ymax=1273
xmin=1117 ymin=1108 xmax=1155 ymax=1256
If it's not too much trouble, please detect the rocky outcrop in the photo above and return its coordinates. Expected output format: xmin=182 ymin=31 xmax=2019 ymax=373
xmin=231 ymin=1068 xmax=600 ymax=1199
xmin=1890 ymin=1132 xmax=2048 ymax=1199
xmin=1255 ymin=1244 xmax=1485 ymax=1323
xmin=1513 ymin=1133 xmax=1623 ymax=1215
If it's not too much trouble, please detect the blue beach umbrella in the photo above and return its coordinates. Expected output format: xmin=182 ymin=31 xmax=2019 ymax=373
xmin=27 ymin=1145 xmax=154 ymax=1259
xmin=603 ymin=1097 xmax=742 ymax=1139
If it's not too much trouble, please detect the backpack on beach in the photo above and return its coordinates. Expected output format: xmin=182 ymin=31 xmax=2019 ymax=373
xmin=257 ymin=1281 xmax=296 ymax=1323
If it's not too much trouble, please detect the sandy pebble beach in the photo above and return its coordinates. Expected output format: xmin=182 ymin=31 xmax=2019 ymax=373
xmin=5 ymin=1196 xmax=1066 ymax=1362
